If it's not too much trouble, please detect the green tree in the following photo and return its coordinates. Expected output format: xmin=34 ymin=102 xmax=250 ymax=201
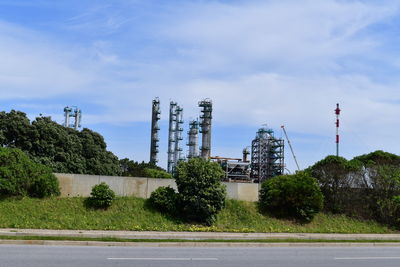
xmin=0 ymin=110 xmax=121 ymax=176
xmin=0 ymin=110 xmax=32 ymax=150
xmin=175 ymin=158 xmax=226 ymax=225
xmin=351 ymin=151 xmax=400 ymax=225
xmin=307 ymin=155 xmax=359 ymax=213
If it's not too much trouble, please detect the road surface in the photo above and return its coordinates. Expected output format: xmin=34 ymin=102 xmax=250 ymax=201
xmin=1 ymin=245 xmax=400 ymax=267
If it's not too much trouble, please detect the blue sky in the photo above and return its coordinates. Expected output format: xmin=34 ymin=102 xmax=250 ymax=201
xmin=1 ymin=0 xmax=400 ymax=172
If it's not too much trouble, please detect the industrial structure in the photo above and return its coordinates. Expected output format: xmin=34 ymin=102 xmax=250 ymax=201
xmin=210 ymin=156 xmax=250 ymax=182
xmin=149 ymin=98 xmax=161 ymax=164
xmin=335 ymin=103 xmax=341 ymax=157
xmin=174 ymin=105 xmax=184 ymax=164
xmin=250 ymin=128 xmax=284 ymax=183
xmin=199 ymin=99 xmax=212 ymax=159
xmin=148 ymin=98 xmax=289 ymax=182
xmin=167 ymin=102 xmax=184 ymax=173
xmin=63 ymin=106 xmax=82 ymax=130
xmin=242 ymin=147 xmax=250 ymax=162
xmin=187 ymin=120 xmax=199 ymax=159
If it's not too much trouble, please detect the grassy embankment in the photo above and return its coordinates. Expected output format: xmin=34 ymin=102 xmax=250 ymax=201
xmin=0 ymin=197 xmax=396 ymax=233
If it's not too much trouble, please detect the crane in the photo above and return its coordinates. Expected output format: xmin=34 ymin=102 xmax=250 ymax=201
xmin=281 ymin=125 xmax=300 ymax=171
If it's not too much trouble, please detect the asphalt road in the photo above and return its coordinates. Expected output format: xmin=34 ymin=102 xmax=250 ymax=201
xmin=1 ymin=245 xmax=400 ymax=267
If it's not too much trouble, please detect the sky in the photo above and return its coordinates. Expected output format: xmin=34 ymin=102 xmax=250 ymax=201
xmin=0 ymin=0 xmax=400 ymax=172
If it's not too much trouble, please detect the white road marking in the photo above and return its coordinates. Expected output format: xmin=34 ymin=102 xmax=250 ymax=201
xmin=335 ymin=257 xmax=400 ymax=260
xmin=107 ymin=257 xmax=218 ymax=261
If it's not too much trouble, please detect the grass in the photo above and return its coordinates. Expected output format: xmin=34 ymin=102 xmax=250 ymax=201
xmin=0 ymin=197 xmax=396 ymax=233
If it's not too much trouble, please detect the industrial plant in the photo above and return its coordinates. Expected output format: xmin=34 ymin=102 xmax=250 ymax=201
xmin=59 ymin=100 xmax=342 ymax=184
xmin=148 ymin=98 xmax=289 ymax=183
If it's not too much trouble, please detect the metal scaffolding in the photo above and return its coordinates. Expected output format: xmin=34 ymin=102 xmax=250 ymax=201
xmin=63 ymin=106 xmax=82 ymax=130
xmin=149 ymin=98 xmax=161 ymax=164
xmin=199 ymin=99 xmax=212 ymax=159
xmin=187 ymin=120 xmax=199 ymax=159
xmin=250 ymin=128 xmax=284 ymax=183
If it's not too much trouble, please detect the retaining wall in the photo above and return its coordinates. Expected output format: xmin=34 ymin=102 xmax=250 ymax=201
xmin=55 ymin=173 xmax=260 ymax=202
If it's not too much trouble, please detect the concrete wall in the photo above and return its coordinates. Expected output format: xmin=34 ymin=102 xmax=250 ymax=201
xmin=55 ymin=173 xmax=259 ymax=201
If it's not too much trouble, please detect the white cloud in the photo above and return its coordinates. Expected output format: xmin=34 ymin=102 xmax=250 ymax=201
xmin=0 ymin=21 xmax=96 ymax=99
xmin=1 ymin=0 xmax=400 ymax=166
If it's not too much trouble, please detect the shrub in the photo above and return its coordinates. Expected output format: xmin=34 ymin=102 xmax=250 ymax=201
xmin=259 ymin=172 xmax=324 ymax=222
xmin=144 ymin=168 xmax=172 ymax=179
xmin=86 ymin=182 xmax=115 ymax=209
xmin=149 ymin=186 xmax=180 ymax=215
xmin=0 ymin=147 xmax=60 ymax=198
xmin=175 ymin=158 xmax=226 ymax=225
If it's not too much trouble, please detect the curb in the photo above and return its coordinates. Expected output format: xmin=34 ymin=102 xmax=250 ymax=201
xmin=1 ymin=229 xmax=400 ymax=241
xmin=1 ymin=239 xmax=400 ymax=247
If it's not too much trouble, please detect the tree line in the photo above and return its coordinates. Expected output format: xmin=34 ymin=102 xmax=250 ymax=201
xmin=307 ymin=150 xmax=400 ymax=227
xmin=0 ymin=110 xmax=169 ymax=177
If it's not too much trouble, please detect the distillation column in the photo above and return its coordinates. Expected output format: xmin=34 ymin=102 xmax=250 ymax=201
xmin=187 ymin=120 xmax=199 ymax=159
xmin=167 ymin=102 xmax=177 ymax=173
xmin=199 ymin=99 xmax=212 ymax=159
xmin=64 ymin=107 xmax=72 ymax=127
xmin=63 ymin=106 xmax=82 ymax=130
xmin=150 ymin=98 xmax=161 ymax=164
xmin=174 ymin=105 xmax=184 ymax=166
xmin=73 ymin=108 xmax=82 ymax=130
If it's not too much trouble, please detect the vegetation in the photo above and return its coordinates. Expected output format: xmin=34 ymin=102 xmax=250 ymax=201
xmin=86 ymin=183 xmax=115 ymax=209
xmin=0 ymin=197 xmax=394 ymax=233
xmin=0 ymin=110 xmax=121 ymax=175
xmin=0 ymin=147 xmax=60 ymax=198
xmin=149 ymin=186 xmax=180 ymax=215
xmin=175 ymin=158 xmax=227 ymax=225
xmin=259 ymin=172 xmax=323 ymax=222
xmin=308 ymin=150 xmax=400 ymax=228
xmin=120 ymin=158 xmax=171 ymax=178
xmin=307 ymin=155 xmax=359 ymax=213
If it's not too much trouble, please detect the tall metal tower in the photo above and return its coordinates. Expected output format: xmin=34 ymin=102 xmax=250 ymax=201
xmin=167 ymin=102 xmax=184 ymax=173
xmin=250 ymin=128 xmax=284 ymax=183
xmin=187 ymin=120 xmax=199 ymax=159
xmin=150 ymin=98 xmax=161 ymax=165
xmin=63 ymin=106 xmax=82 ymax=130
xmin=335 ymin=103 xmax=341 ymax=157
xmin=174 ymin=105 xmax=184 ymax=166
xmin=167 ymin=102 xmax=177 ymax=173
xmin=199 ymin=99 xmax=212 ymax=159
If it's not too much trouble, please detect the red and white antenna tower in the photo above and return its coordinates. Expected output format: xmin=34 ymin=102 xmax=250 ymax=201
xmin=335 ymin=103 xmax=341 ymax=157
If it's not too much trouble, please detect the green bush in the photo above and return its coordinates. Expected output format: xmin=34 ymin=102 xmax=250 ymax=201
xmin=0 ymin=147 xmax=60 ymax=198
xmin=143 ymin=168 xmax=172 ymax=179
xmin=175 ymin=158 xmax=226 ymax=225
xmin=86 ymin=183 xmax=115 ymax=209
xmin=149 ymin=186 xmax=180 ymax=215
xmin=259 ymin=172 xmax=324 ymax=222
